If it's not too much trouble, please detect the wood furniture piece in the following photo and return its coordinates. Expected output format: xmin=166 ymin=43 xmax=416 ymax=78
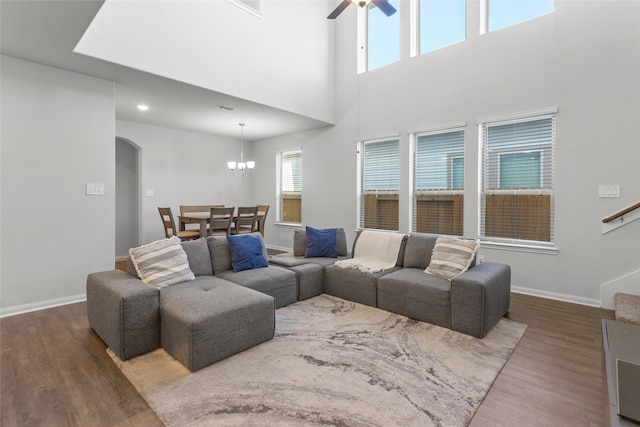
xmin=255 ymin=204 xmax=270 ymax=236
xmin=158 ymin=207 xmax=200 ymax=241
xmin=232 ymin=206 xmax=258 ymax=235
xmin=179 ymin=205 xmax=223 ymax=216
xmin=602 ymin=319 xmax=640 ymax=427
xmin=179 ymin=205 xmax=223 ymax=235
xmin=208 ymin=207 xmax=235 ymax=236
xmin=177 ymin=213 xmax=210 ymax=238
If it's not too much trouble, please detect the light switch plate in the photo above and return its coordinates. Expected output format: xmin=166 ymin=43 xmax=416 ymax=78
xmin=86 ymin=183 xmax=105 ymax=195
xmin=599 ymin=185 xmax=620 ymax=198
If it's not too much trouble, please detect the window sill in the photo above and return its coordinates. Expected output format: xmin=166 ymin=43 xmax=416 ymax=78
xmin=480 ymin=239 xmax=559 ymax=255
xmin=274 ymin=222 xmax=303 ymax=228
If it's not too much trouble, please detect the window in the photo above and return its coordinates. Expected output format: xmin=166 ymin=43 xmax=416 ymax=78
xmin=488 ymin=0 xmax=555 ymax=32
xmin=480 ymin=113 xmax=555 ymax=244
xmin=411 ymin=128 xmax=465 ymax=235
xmin=359 ymin=138 xmax=400 ymax=231
xmin=420 ymin=0 xmax=466 ymax=53
xmin=277 ymin=149 xmax=302 ymax=223
xmin=367 ymin=0 xmax=400 ymax=71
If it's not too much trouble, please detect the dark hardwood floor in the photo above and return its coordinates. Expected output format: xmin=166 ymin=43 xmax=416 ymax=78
xmin=1 ymin=282 xmax=614 ymax=426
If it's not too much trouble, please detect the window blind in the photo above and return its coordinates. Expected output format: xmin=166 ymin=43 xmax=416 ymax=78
xmin=281 ymin=150 xmax=302 ymax=192
xmin=412 ymin=129 xmax=465 ymax=235
xmin=360 ymin=139 xmax=400 ymax=231
xmin=480 ymin=116 xmax=555 ymax=243
xmin=280 ymin=150 xmax=302 ymax=223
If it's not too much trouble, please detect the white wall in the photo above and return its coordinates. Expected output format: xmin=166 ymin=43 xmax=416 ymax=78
xmin=1 ymin=1 xmax=638 ymax=314
xmin=253 ymin=0 xmax=640 ymax=306
xmin=0 ymin=56 xmax=115 ymax=314
xmin=115 ymin=120 xmax=258 ymax=245
xmin=116 ymin=138 xmax=138 ymax=257
xmin=76 ymin=0 xmax=336 ymax=124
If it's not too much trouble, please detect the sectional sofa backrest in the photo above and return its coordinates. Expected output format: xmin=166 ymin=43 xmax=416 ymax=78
xmin=350 ymin=230 xmax=409 ymax=268
xmin=400 ymin=232 xmax=477 ymax=270
xmin=292 ymin=227 xmax=349 ymax=257
xmin=176 ymin=233 xmax=270 ymax=276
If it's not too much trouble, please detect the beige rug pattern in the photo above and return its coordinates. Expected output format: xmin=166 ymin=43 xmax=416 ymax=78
xmin=109 ymin=294 xmax=526 ymax=427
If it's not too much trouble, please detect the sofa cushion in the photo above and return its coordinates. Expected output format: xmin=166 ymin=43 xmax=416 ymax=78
xmin=293 ymin=227 xmax=348 ymax=257
xmin=402 ymin=233 xmax=439 ymax=269
xmin=377 ymin=267 xmax=452 ymax=328
xmin=208 ymin=233 xmax=269 ymax=274
xmin=227 ymin=234 xmax=269 ymax=272
xmin=425 ymin=236 xmax=479 ymax=280
xmin=304 ymin=226 xmax=338 ymax=258
xmin=129 ymin=237 xmax=195 ymax=288
xmin=180 ymin=238 xmax=213 ymax=276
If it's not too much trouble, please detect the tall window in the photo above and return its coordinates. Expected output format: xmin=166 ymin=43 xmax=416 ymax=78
xmin=480 ymin=113 xmax=555 ymax=243
xmin=277 ymin=149 xmax=302 ymax=223
xmin=411 ymin=128 xmax=465 ymax=235
xmin=359 ymin=138 xmax=400 ymax=231
xmin=420 ymin=0 xmax=466 ymax=53
xmin=488 ymin=0 xmax=555 ymax=32
xmin=367 ymin=0 xmax=400 ymax=71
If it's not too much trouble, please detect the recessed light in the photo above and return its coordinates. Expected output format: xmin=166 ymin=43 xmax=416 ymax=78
xmin=137 ymin=104 xmax=149 ymax=111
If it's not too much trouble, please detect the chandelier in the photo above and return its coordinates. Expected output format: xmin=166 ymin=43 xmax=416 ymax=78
xmin=227 ymin=123 xmax=255 ymax=177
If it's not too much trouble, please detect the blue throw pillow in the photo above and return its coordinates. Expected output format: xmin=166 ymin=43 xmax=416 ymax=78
xmin=304 ymin=226 xmax=338 ymax=258
xmin=226 ymin=234 xmax=269 ymax=272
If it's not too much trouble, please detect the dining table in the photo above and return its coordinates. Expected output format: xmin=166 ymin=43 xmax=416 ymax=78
xmin=178 ymin=213 xmax=211 ymax=238
xmin=179 ymin=212 xmax=244 ymax=238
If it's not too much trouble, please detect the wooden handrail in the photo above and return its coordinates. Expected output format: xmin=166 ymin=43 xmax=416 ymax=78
xmin=602 ymin=201 xmax=640 ymax=223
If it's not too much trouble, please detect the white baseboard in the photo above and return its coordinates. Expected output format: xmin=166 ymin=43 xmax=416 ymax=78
xmin=0 ymin=294 xmax=86 ymax=318
xmin=511 ymin=286 xmax=601 ymax=308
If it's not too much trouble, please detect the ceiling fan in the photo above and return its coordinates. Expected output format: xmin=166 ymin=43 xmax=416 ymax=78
xmin=327 ymin=0 xmax=397 ymax=19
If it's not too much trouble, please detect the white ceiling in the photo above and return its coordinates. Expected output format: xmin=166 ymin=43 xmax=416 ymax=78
xmin=0 ymin=0 xmax=333 ymax=141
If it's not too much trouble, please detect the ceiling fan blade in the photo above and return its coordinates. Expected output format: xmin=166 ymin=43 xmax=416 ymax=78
xmin=371 ymin=0 xmax=397 ymax=17
xmin=327 ymin=0 xmax=352 ymax=19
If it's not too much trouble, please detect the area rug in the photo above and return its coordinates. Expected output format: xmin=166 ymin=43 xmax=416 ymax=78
xmin=108 ymin=294 xmax=527 ymax=427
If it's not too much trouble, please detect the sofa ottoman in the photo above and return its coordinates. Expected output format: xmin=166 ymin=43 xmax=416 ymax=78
xmin=160 ymin=277 xmax=275 ymax=372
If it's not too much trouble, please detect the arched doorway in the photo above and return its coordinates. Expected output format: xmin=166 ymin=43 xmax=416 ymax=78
xmin=115 ymin=137 xmax=140 ymax=258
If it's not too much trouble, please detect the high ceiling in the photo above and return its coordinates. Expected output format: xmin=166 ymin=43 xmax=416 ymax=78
xmin=0 ymin=0 xmax=333 ymax=141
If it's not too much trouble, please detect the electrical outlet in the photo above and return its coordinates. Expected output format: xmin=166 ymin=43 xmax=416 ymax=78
xmin=478 ymin=255 xmax=485 ymax=264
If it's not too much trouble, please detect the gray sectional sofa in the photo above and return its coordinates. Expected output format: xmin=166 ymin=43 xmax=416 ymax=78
xmin=87 ymin=228 xmax=511 ymax=373
xmin=87 ymin=234 xmax=296 ymax=371
xmin=274 ymin=229 xmax=511 ymax=338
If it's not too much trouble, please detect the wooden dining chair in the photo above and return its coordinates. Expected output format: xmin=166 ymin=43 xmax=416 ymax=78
xmin=208 ymin=207 xmax=235 ymax=236
xmin=232 ymin=206 xmax=258 ymax=235
xmin=158 ymin=207 xmax=200 ymax=241
xmin=255 ymin=205 xmax=270 ymax=237
xmin=179 ymin=205 xmax=224 ymax=233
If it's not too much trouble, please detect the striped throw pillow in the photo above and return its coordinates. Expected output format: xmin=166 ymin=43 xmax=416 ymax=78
xmin=425 ymin=236 xmax=479 ymax=280
xmin=129 ymin=236 xmax=195 ymax=288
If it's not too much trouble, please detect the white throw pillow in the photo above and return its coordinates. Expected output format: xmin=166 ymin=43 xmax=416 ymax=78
xmin=425 ymin=236 xmax=479 ymax=280
xmin=129 ymin=236 xmax=195 ymax=288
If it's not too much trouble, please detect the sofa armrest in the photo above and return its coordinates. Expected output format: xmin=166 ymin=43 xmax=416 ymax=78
xmin=86 ymin=270 xmax=160 ymax=360
xmin=450 ymin=262 xmax=511 ymax=338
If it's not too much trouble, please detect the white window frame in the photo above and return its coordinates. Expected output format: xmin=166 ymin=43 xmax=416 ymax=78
xmin=478 ymin=108 xmax=558 ymax=254
xmin=412 ymin=0 xmax=467 ymax=56
xmin=357 ymin=136 xmax=401 ymax=231
xmin=276 ymin=148 xmax=302 ymax=225
xmin=480 ymin=0 xmax=556 ymax=35
xmin=409 ymin=125 xmax=466 ymax=234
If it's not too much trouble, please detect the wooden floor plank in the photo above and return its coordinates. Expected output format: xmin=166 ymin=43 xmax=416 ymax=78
xmin=1 ymin=289 xmax=614 ymax=426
